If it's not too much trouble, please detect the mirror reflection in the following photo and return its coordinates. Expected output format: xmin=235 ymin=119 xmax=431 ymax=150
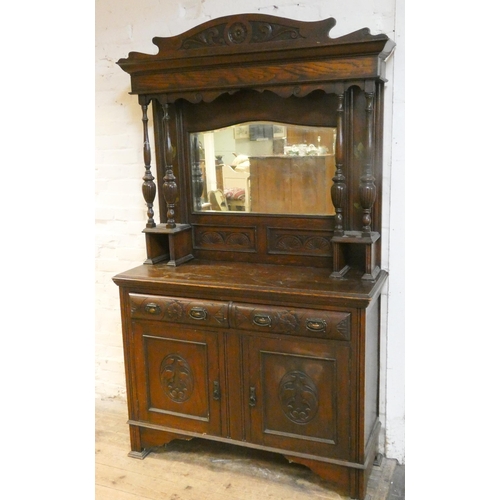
xmin=191 ymin=122 xmax=336 ymax=215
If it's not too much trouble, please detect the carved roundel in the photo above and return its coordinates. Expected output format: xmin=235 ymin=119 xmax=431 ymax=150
xmin=278 ymin=370 xmax=319 ymax=424
xmin=160 ymin=354 xmax=194 ymax=403
xmin=226 ymin=22 xmax=249 ymax=44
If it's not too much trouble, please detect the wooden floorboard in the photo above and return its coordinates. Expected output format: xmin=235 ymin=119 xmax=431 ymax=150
xmin=95 ymin=398 xmax=402 ymax=500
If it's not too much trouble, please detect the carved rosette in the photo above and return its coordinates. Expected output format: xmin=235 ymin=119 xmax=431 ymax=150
xmin=279 ymin=370 xmax=319 ymax=424
xmin=160 ymin=354 xmax=194 ymax=402
xmin=226 ymin=22 xmax=248 ymax=44
xmin=164 ymin=300 xmax=184 ymax=321
xmin=181 ymin=20 xmax=304 ymax=50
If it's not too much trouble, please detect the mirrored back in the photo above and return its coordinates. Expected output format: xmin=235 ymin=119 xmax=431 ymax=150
xmin=191 ymin=122 xmax=336 ymax=215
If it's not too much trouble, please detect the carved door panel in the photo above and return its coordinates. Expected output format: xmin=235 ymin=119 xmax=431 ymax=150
xmin=246 ymin=336 xmax=351 ymax=460
xmin=132 ymin=321 xmax=222 ymax=436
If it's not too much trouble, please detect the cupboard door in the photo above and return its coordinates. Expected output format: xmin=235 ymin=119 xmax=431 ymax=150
xmin=132 ymin=321 xmax=222 ymax=436
xmin=247 ymin=336 xmax=351 ymax=460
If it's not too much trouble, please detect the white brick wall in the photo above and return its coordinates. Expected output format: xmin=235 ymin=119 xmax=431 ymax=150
xmin=95 ymin=0 xmax=404 ymax=462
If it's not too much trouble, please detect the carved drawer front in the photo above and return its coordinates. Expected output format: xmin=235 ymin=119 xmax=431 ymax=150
xmin=129 ymin=293 xmax=229 ymax=329
xmin=230 ymin=304 xmax=350 ymax=341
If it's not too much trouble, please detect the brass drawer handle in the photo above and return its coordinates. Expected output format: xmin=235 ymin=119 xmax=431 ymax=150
xmin=189 ymin=306 xmax=208 ymax=321
xmin=305 ymin=319 xmax=327 ymax=332
xmin=144 ymin=303 xmax=161 ymax=315
xmin=253 ymin=314 xmax=272 ymax=327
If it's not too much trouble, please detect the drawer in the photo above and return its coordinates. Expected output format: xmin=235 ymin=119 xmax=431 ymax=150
xmin=230 ymin=303 xmax=350 ymax=341
xmin=129 ymin=293 xmax=229 ymax=328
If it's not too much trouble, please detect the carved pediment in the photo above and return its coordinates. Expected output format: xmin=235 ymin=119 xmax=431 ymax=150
xmin=117 ymin=14 xmax=395 ymax=102
xmin=118 ymin=14 xmax=393 ymax=67
xmin=161 ymin=15 xmax=333 ymax=53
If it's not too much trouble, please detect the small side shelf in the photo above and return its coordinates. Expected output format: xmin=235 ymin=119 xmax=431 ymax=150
xmin=331 ymin=231 xmax=380 ymax=280
xmin=143 ymin=224 xmax=194 ymax=266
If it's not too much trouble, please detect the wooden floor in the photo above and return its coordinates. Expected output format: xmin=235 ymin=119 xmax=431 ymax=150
xmin=96 ymin=398 xmax=404 ymax=500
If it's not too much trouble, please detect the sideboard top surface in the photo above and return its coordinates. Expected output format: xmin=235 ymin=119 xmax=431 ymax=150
xmin=113 ymin=261 xmax=387 ymax=308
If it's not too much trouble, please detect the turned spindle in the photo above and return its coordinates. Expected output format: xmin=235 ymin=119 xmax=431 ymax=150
xmin=331 ymin=91 xmax=346 ymax=236
xmin=359 ymin=90 xmax=376 ymax=236
xmin=140 ymin=98 xmax=156 ymax=228
xmin=191 ymin=134 xmax=204 ymax=211
xmin=161 ymin=103 xmax=177 ymax=228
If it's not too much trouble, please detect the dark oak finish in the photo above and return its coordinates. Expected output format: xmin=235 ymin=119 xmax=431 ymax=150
xmin=114 ymin=14 xmax=394 ymax=500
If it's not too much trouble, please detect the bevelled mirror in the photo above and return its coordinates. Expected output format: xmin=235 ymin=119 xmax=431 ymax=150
xmin=191 ymin=122 xmax=336 ymax=215
xmin=190 ymin=121 xmax=335 ymax=215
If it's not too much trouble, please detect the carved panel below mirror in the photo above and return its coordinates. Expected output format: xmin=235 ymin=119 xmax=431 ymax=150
xmin=191 ymin=122 xmax=336 ymax=215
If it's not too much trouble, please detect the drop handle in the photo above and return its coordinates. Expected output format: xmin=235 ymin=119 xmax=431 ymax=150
xmin=144 ymin=303 xmax=161 ymax=315
xmin=189 ymin=306 xmax=208 ymax=320
xmin=252 ymin=314 xmax=272 ymax=327
xmin=249 ymin=387 xmax=257 ymax=407
xmin=213 ymin=381 xmax=221 ymax=401
xmin=305 ymin=318 xmax=327 ymax=332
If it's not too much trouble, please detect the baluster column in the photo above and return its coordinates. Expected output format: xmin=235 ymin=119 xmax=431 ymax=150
xmin=331 ymin=90 xmax=346 ymax=236
xmin=191 ymin=134 xmax=204 ymax=211
xmin=161 ymin=103 xmax=177 ymax=228
xmin=140 ymin=97 xmax=156 ymax=228
xmin=359 ymin=87 xmax=376 ymax=236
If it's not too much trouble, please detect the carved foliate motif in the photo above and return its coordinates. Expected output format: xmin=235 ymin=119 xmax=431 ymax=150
xmin=226 ymin=232 xmax=252 ymax=247
xmin=271 ymin=232 xmax=332 ymax=256
xmin=279 ymin=370 xmax=319 ymax=424
xmin=276 ymin=311 xmax=300 ymax=333
xmin=181 ymin=20 xmax=303 ymax=50
xmin=181 ymin=25 xmax=225 ymax=49
xmin=276 ymin=235 xmax=301 ymax=250
xmin=164 ymin=300 xmax=184 ymax=321
xmin=304 ymin=236 xmax=331 ymax=253
xmin=200 ymin=231 xmax=224 ymax=245
xmin=197 ymin=230 xmax=253 ymax=250
xmin=160 ymin=354 xmax=194 ymax=403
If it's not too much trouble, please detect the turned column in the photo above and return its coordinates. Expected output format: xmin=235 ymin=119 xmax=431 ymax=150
xmin=191 ymin=134 xmax=204 ymax=211
xmin=161 ymin=103 xmax=177 ymax=228
xmin=331 ymin=90 xmax=346 ymax=236
xmin=331 ymin=83 xmax=381 ymax=280
xmin=359 ymin=85 xmax=376 ymax=237
xmin=139 ymin=96 xmax=156 ymax=228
